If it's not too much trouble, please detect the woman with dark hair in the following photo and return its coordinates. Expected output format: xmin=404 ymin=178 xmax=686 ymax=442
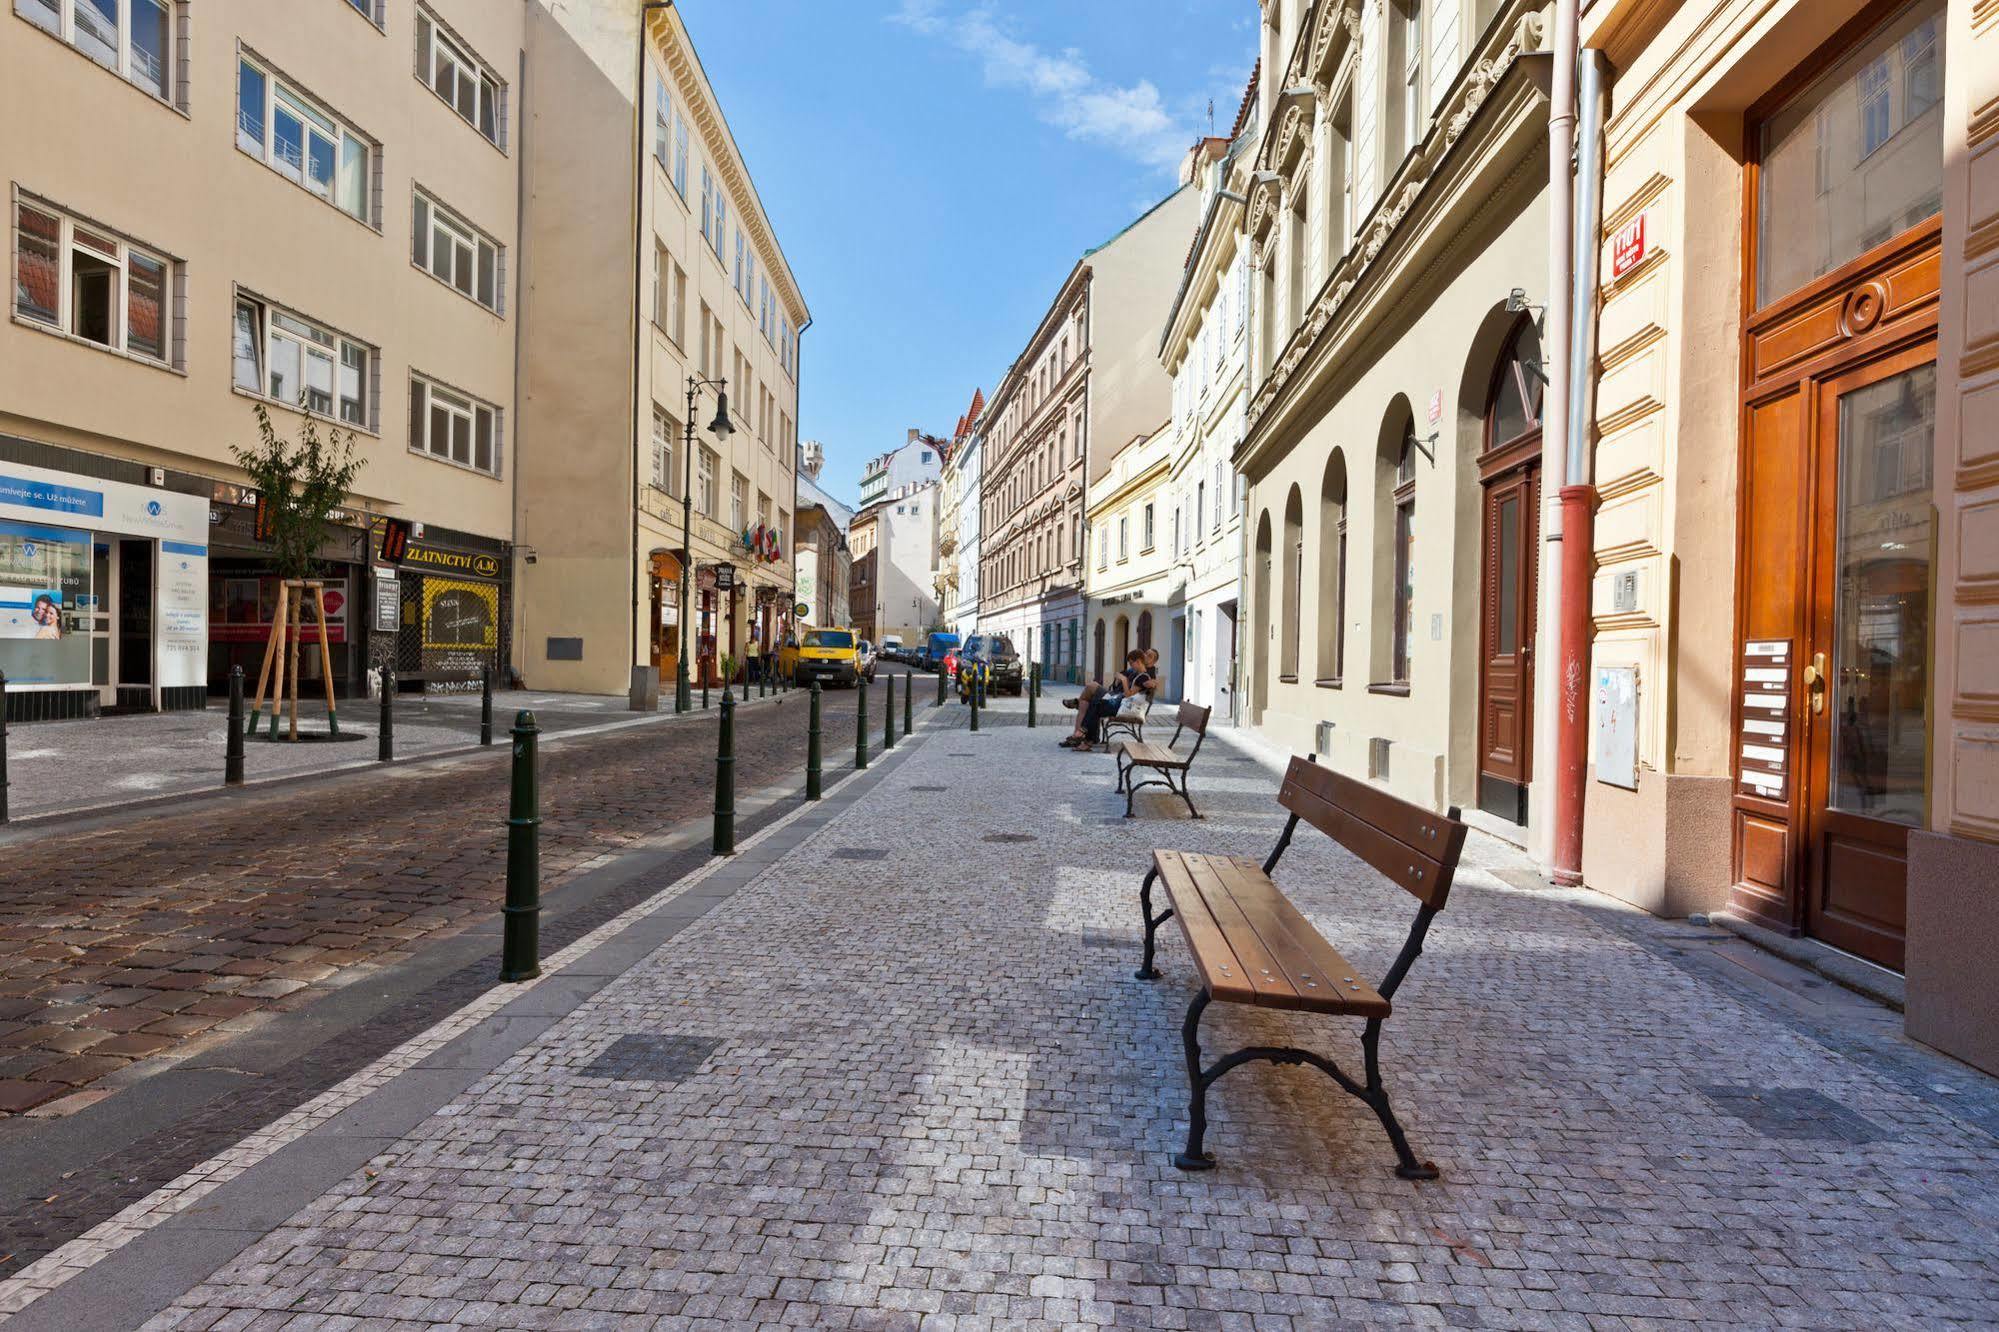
xmin=1066 ymin=649 xmax=1153 ymax=753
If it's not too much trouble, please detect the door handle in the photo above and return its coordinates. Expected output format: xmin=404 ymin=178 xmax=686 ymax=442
xmin=1802 ymin=652 xmax=1828 ymax=715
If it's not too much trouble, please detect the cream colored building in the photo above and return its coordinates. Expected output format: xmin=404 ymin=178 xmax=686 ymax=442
xmin=3 ymin=0 xmax=524 ymax=714
xmin=514 ymin=2 xmax=806 ymax=695
xmin=1084 ymin=426 xmax=1175 ymax=693
xmin=1237 ymin=0 xmax=1555 ymax=823
xmin=1160 ymin=117 xmax=1260 ymax=722
xmin=1571 ymin=0 xmax=1997 ymax=1076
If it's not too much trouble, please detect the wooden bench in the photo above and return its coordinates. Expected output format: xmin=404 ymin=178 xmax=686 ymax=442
xmin=1099 ymin=689 xmax=1155 ymax=747
xmin=1113 ymin=701 xmax=1211 ymax=819
xmin=1132 ymin=754 xmax=1467 ymax=1178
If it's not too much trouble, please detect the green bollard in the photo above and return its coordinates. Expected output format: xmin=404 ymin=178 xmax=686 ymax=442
xmin=976 ymin=665 xmax=988 ymax=710
xmin=480 ymin=663 xmax=494 ymax=745
xmin=714 ymin=686 xmax=736 ymax=855
xmin=969 ymin=671 xmax=980 ymax=733
xmin=1027 ymin=661 xmax=1037 ymax=729
xmin=0 ymin=671 xmax=11 ymax=825
xmin=500 ymin=709 xmax=542 ymax=982
xmin=903 ymin=669 xmax=913 ymax=734
xmin=226 ymin=666 xmax=246 ymax=784
xmin=806 ymin=680 xmax=823 ymax=800
xmin=378 ymin=667 xmax=395 ymax=762
xmin=855 ymin=675 xmax=869 ymax=770
xmin=935 ymin=664 xmax=945 ymax=707
xmin=885 ymin=672 xmax=896 ymax=750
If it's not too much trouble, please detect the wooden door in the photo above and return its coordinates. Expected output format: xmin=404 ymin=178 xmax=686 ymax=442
xmin=1798 ymin=343 xmax=1936 ymax=970
xmin=1477 ymin=461 xmax=1539 ymax=822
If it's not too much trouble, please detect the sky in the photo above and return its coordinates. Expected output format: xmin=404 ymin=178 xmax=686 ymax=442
xmin=676 ymin=0 xmax=1259 ymax=509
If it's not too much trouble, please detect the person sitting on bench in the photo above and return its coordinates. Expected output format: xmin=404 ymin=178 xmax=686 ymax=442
xmin=1061 ymin=647 xmax=1158 ymax=748
xmin=1066 ymin=650 xmax=1153 ymax=753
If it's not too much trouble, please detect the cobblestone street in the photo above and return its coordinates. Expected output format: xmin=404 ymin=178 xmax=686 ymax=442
xmin=2 ymin=695 xmax=1991 ymax=1329
xmin=0 ymin=676 xmax=908 ymax=1119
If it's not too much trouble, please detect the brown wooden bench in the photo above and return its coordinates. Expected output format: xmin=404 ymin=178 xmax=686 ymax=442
xmin=1099 ymin=686 xmax=1156 ymax=747
xmin=1132 ymin=754 xmax=1467 ymax=1178
xmin=1113 ymin=701 xmax=1211 ymax=818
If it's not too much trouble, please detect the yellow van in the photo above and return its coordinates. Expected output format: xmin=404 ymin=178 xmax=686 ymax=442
xmin=781 ymin=627 xmax=864 ymax=688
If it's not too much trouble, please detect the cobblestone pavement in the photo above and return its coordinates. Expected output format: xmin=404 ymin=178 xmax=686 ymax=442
xmin=0 ymin=674 xmax=909 ymax=1122
xmin=68 ymin=702 xmax=1997 ymax=1330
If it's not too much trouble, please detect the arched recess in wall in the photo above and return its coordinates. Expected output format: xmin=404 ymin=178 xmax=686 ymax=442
xmin=1137 ymin=610 xmax=1153 ymax=652
xmin=1093 ymin=618 xmax=1106 ymax=682
xmin=1318 ymin=450 xmax=1348 ymax=683
xmin=1281 ymin=485 xmax=1304 ymax=679
xmin=1114 ymin=614 xmax=1131 ymax=665
xmin=1371 ymin=397 xmax=1419 ymax=687
xmin=1252 ymin=509 xmax=1273 ymax=720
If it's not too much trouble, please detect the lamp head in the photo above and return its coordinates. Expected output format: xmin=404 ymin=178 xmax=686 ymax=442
xmin=708 ymin=387 xmax=734 ymax=436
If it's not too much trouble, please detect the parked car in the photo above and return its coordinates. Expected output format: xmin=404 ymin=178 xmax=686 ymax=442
xmin=782 ymin=627 xmax=864 ymax=688
xmin=958 ymin=633 xmax=1024 ymax=695
xmin=925 ymin=631 xmax=961 ymax=673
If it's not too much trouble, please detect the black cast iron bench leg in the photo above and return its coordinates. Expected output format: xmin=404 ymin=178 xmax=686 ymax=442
xmin=1174 ymin=989 xmax=1216 ymax=1171
xmin=1135 ymin=867 xmax=1174 ymax=980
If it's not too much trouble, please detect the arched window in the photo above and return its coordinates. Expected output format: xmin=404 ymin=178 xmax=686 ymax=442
xmin=1093 ymin=618 xmax=1106 ymax=681
xmin=1281 ymin=484 xmax=1303 ymax=678
xmin=1253 ymin=509 xmax=1273 ymax=716
xmin=1317 ymin=450 xmax=1348 ymax=683
xmin=1488 ymin=317 xmax=1544 ymax=452
xmin=1372 ymin=402 xmax=1419 ymax=687
xmin=1137 ymin=610 xmax=1153 ymax=652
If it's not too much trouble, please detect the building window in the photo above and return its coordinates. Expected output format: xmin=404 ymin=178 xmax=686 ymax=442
xmin=1142 ymin=502 xmax=1155 ymax=552
xmin=234 ymin=294 xmax=373 ymax=429
xmin=654 ymin=411 xmax=681 ymax=495
xmin=1327 ymin=93 xmax=1354 ymax=268
xmin=714 ymin=189 xmax=728 ymax=261
xmin=1117 ymin=515 xmax=1128 ymax=561
xmin=344 ymin=0 xmax=383 ymax=28
xmin=696 ymin=446 xmax=718 ymax=516
xmin=13 ymin=198 xmax=178 ymax=367
xmin=673 ymin=109 xmax=690 ymax=198
xmin=1287 ymin=182 xmax=1307 ymax=328
xmin=415 ymin=5 xmax=502 ymax=147
xmin=17 ymin=0 xmax=177 ymax=104
xmin=1319 ymin=451 xmax=1348 ymax=682
xmin=730 ymin=471 xmax=747 ymax=531
xmin=409 ymin=374 xmax=501 ymax=476
xmin=699 ymin=167 xmax=714 ymax=247
xmin=1391 ymin=432 xmax=1417 ymax=684
xmin=237 ymin=55 xmax=374 ymax=223
xmin=412 ymin=189 xmax=502 ymax=312
xmin=1387 ymin=0 xmax=1424 ymax=163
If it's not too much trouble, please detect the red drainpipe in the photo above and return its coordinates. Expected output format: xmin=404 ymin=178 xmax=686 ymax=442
xmin=1551 ymin=484 xmax=1596 ymax=884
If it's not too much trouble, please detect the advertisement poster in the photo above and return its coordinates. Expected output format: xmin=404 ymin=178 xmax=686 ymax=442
xmin=0 ymin=586 xmax=64 ymax=639
xmin=155 ymin=539 xmax=208 ymax=689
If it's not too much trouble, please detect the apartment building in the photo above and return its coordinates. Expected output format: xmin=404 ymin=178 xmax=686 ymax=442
xmin=1083 ymin=424 xmax=1174 ymax=696
xmin=979 ymin=185 xmax=1197 ymax=684
xmin=850 ymin=481 xmax=941 ymax=650
xmin=515 ymin=2 xmax=807 ymax=695
xmin=859 ymin=430 xmax=944 ymax=509
xmin=792 ymin=448 xmax=851 ymax=632
xmin=3 ymin=0 xmax=523 ymax=716
xmin=946 ymin=390 xmax=985 ymax=636
xmin=1160 ymin=110 xmax=1258 ymax=723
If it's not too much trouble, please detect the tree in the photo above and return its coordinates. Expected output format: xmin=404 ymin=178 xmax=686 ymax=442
xmin=231 ymin=404 xmax=365 ymax=581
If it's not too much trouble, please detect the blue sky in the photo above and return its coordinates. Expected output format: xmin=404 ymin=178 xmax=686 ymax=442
xmin=678 ymin=0 xmax=1258 ymax=508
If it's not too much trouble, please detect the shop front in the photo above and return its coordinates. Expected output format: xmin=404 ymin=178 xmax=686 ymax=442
xmin=208 ymin=491 xmax=367 ymax=698
xmin=647 ymin=550 xmax=683 ymax=687
xmin=378 ymin=528 xmax=508 ymax=690
xmin=0 ymin=456 xmax=208 ymax=720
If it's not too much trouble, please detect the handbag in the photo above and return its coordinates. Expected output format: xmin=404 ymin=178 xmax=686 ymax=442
xmin=1115 ymin=692 xmax=1149 ymax=721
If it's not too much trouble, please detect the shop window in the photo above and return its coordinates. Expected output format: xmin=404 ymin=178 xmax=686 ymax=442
xmin=415 ymin=4 xmax=503 ymax=147
xmin=0 ymin=520 xmax=93 ymax=687
xmin=235 ymin=293 xmax=374 ymax=429
xmin=237 ymin=53 xmax=374 ymax=223
xmin=410 ymin=374 xmax=501 ymax=476
xmin=1755 ymin=0 xmax=1945 ymax=306
xmin=412 ymin=188 xmax=503 ymax=313
xmin=14 ymin=198 xmax=178 ymax=367
xmin=17 ymin=0 xmax=178 ymax=104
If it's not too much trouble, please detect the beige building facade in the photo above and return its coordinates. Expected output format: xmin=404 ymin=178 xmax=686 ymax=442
xmin=4 ymin=0 xmax=523 ymax=714
xmin=514 ymin=2 xmax=806 ymax=696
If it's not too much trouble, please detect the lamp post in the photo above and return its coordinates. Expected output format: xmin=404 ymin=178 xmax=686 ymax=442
xmin=680 ymin=375 xmax=733 ymax=713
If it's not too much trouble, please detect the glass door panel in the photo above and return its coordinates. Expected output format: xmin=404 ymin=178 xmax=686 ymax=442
xmin=1826 ymin=363 xmax=1934 ymax=824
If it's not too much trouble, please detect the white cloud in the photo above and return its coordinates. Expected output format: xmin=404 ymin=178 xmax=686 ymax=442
xmin=890 ymin=2 xmax=1190 ymax=172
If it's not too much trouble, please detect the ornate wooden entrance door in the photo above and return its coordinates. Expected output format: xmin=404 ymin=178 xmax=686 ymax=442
xmin=1476 ymin=317 xmax=1544 ymax=824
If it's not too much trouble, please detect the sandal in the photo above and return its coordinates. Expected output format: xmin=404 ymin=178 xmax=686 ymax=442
xmin=1061 ymin=698 xmax=1079 ymax=710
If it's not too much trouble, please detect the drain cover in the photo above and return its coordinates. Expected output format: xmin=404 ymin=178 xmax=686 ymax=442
xmin=580 ymin=1034 xmax=721 ymax=1084
xmin=1081 ymin=927 xmax=1135 ymax=950
xmin=830 ymin=848 xmax=890 ymax=860
xmin=949 ymin=751 xmax=978 ymax=757
xmin=981 ymin=832 xmax=1037 ymax=844
xmin=910 ymin=785 xmax=948 ymax=792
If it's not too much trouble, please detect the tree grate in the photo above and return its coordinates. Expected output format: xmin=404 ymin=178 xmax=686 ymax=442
xmin=579 ymin=1034 xmax=722 ymax=1084
xmin=1696 ymin=1085 xmax=1891 ymax=1143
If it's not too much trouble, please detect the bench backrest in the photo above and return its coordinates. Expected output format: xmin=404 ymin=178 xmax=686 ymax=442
xmin=1167 ymin=701 xmax=1212 ymax=757
xmin=1276 ymin=756 xmax=1467 ymax=908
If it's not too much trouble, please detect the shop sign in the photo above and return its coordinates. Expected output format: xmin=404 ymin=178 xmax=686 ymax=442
xmin=714 ymin=563 xmax=736 ymax=591
xmin=399 ymin=543 xmax=501 ymax=580
xmin=374 ymin=570 xmax=400 ymax=632
xmin=1611 ymin=213 xmax=1647 ymax=279
xmin=1427 ymin=389 xmax=1443 ymax=425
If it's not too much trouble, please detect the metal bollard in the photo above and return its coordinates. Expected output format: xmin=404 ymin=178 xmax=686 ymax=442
xmin=226 ymin=666 xmax=246 ymax=785
xmin=976 ymin=666 xmax=988 ymax=710
xmin=855 ymin=676 xmax=869 ymax=770
xmin=500 ymin=709 xmax=542 ymax=982
xmin=969 ymin=672 xmax=980 ymax=733
xmin=884 ymin=672 xmax=896 ymax=750
xmin=702 ymin=667 xmax=709 ymax=711
xmin=935 ymin=664 xmax=945 ymax=706
xmin=903 ymin=670 xmax=913 ymax=735
xmin=480 ymin=663 xmax=494 ymax=745
xmin=714 ymin=686 xmax=736 ymax=855
xmin=1027 ymin=661 xmax=1037 ymax=729
xmin=806 ymin=680 xmax=823 ymax=800
xmin=0 ymin=671 xmax=10 ymax=825
xmin=378 ymin=666 xmax=395 ymax=762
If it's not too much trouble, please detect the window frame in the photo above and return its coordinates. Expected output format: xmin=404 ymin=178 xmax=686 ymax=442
xmin=408 ymin=372 xmax=503 ymax=477
xmin=13 ymin=194 xmax=181 ymax=371
xmin=414 ymin=4 xmax=504 ymax=149
xmin=411 ymin=186 xmax=503 ymax=314
xmin=16 ymin=0 xmax=182 ymax=107
xmin=232 ymin=289 xmax=377 ymax=433
xmin=237 ymin=51 xmax=377 ymax=226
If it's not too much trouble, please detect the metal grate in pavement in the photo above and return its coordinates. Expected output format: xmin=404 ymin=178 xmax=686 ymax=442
xmin=1080 ymin=928 xmax=1135 ymax=950
xmin=981 ymin=833 xmax=1037 ymax=844
xmin=830 ymin=848 xmax=889 ymax=860
xmin=580 ymin=1034 xmax=722 ymax=1084
xmin=1696 ymin=1085 xmax=1891 ymax=1143
xmin=910 ymin=785 xmax=949 ymax=792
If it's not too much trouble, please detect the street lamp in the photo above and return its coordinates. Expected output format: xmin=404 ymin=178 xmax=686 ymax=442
xmin=677 ymin=375 xmax=732 ymax=712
